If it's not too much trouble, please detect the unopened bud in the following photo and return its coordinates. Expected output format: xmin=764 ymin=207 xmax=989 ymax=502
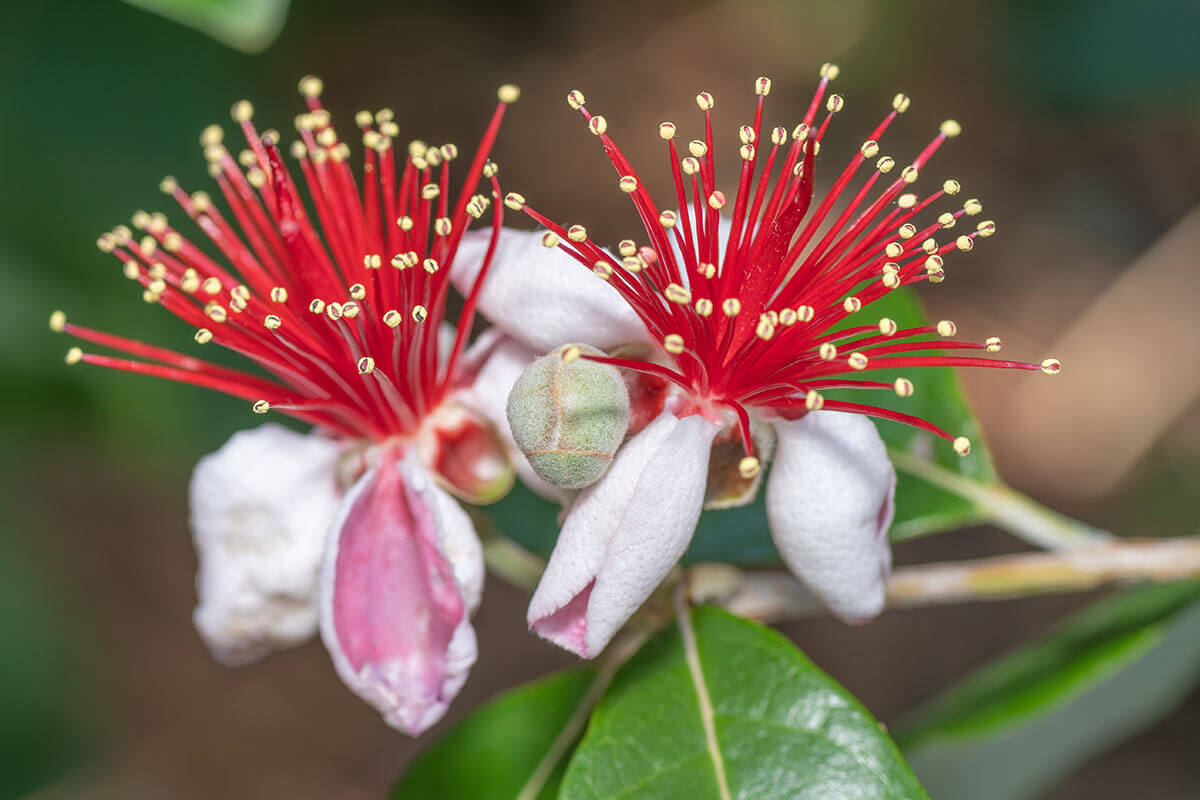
xmin=507 ymin=344 xmax=631 ymax=489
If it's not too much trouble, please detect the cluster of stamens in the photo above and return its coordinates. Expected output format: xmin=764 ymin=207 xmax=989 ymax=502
xmin=53 ymin=77 xmax=520 ymax=441
xmin=507 ymin=65 xmax=1058 ymax=468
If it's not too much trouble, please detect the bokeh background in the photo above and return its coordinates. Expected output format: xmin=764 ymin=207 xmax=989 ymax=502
xmin=3 ymin=0 xmax=1200 ymax=797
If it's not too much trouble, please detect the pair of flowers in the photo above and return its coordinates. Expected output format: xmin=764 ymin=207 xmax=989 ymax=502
xmin=54 ymin=70 xmax=1055 ymax=734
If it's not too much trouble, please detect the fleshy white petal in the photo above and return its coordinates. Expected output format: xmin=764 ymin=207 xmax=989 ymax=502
xmin=765 ymin=411 xmax=896 ymax=623
xmin=456 ymin=333 xmax=573 ymax=505
xmin=319 ymin=450 xmax=483 ymax=735
xmin=527 ymin=409 xmax=720 ymax=657
xmin=189 ymin=423 xmax=342 ymax=666
xmin=452 ymin=227 xmax=651 ymax=352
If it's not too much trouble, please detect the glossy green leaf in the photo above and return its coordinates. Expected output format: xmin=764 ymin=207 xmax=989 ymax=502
xmin=897 ymin=580 xmax=1200 ymax=800
xmin=394 ymin=668 xmax=596 ymax=800
xmin=122 ymin=0 xmax=291 ymax=52
xmin=488 ymin=288 xmax=1001 ymax=565
xmin=561 ymin=607 xmax=929 ymax=799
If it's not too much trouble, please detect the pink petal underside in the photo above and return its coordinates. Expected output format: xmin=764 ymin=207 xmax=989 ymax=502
xmin=323 ymin=449 xmax=474 ymax=734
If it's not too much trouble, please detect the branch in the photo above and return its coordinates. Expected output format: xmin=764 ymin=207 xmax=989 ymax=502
xmin=690 ymin=538 xmax=1200 ymax=623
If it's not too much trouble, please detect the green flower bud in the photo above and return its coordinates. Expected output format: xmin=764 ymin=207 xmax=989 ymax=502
xmin=507 ymin=344 xmax=631 ymax=489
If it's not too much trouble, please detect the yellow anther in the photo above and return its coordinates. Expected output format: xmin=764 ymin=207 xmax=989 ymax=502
xmin=756 ymin=316 xmax=776 ymax=341
xmin=956 ymin=235 xmax=974 ymax=251
xmin=843 ymin=296 xmax=862 ymax=313
xmin=49 ymin=310 xmax=66 ymax=332
xmin=199 ymin=124 xmax=224 ymax=146
xmin=349 ymin=283 xmax=366 ymax=300
xmin=659 ymin=210 xmax=677 ymax=229
xmin=357 ymin=356 xmax=375 ymax=375
xmin=423 ymin=258 xmax=439 ymax=274
xmin=663 ymin=334 xmax=686 ymax=354
xmin=953 ymin=436 xmax=972 ymax=456
xmin=618 ymin=240 xmax=637 ymax=257
xmin=779 ymin=308 xmax=798 ymax=327
xmin=805 ymin=391 xmax=825 ymax=411
xmin=194 ymin=328 xmax=213 ymax=344
xmin=755 ymin=76 xmax=772 ymax=96
xmin=659 ymin=122 xmax=677 ymax=139
xmin=937 ymin=320 xmax=958 ymax=337
xmin=964 ymin=198 xmax=983 ymax=215
xmin=877 ymin=155 xmax=895 ymax=173
xmin=434 ymin=217 xmax=452 ymax=236
xmin=708 ymin=191 xmax=726 ymax=210
xmin=412 ymin=305 xmax=428 ymax=323
xmin=1041 ymin=358 xmax=1062 ymax=375
xmin=696 ymin=92 xmax=715 ymax=111
xmin=298 ymin=75 xmax=323 ymax=98
xmin=622 ymin=256 xmax=644 ymax=273
xmin=697 ymin=262 xmax=716 ymax=279
xmin=619 ymin=175 xmax=638 ymax=193
xmin=588 ymin=116 xmax=608 ymax=136
xmin=896 ymin=195 xmax=916 ymax=212
xmin=363 ymin=254 xmax=382 ymax=270
xmin=681 ymin=156 xmax=700 ymax=175
xmin=894 ymin=377 xmax=914 ymax=397
xmin=879 ymin=317 xmax=898 ymax=336
xmin=819 ymin=342 xmax=838 ymax=361
xmin=925 ymin=254 xmax=945 ymax=273
xmin=64 ymin=346 xmax=83 ymax=365
xmin=383 ymin=309 xmax=402 ymax=328
xmin=861 ymin=140 xmax=880 ymax=158
xmin=739 ymin=126 xmax=756 ymax=145
xmin=771 ymin=126 xmax=787 ymax=146
xmin=504 ymin=192 xmax=526 ymax=210
xmin=922 ymin=237 xmax=939 ymax=254
xmin=264 ymin=314 xmax=282 ymax=330
xmin=986 ymin=336 xmax=1002 ymax=353
xmin=848 ymin=352 xmax=869 ymax=370
xmin=688 ymin=139 xmax=708 ymax=158
xmin=977 ymin=219 xmax=996 ymax=236
xmin=566 ymin=89 xmax=585 ymax=110
xmin=819 ymin=62 xmax=840 ymax=80
xmin=793 ymin=123 xmax=810 ymax=142
xmin=231 ymin=100 xmax=253 ymax=122
xmin=568 ymin=224 xmax=588 ymax=241
xmin=497 ymin=83 xmax=521 ymax=103
xmin=738 ymin=456 xmax=761 ymax=479
xmin=943 ymin=179 xmax=961 ymax=195
xmin=325 ymin=302 xmax=344 ymax=321
xmin=252 ymin=400 xmax=271 ymax=415
xmin=938 ymin=212 xmax=957 ymax=229
xmin=695 ymin=298 xmax=714 ymax=317
xmin=826 ymin=94 xmax=844 ymax=113
xmin=722 ymin=297 xmax=742 ymax=317
xmin=541 ymin=231 xmax=561 ymax=248
xmin=593 ymin=260 xmax=614 ymax=280
xmin=740 ymin=144 xmax=756 ymax=161
xmin=421 ymin=183 xmax=441 ymax=200
xmin=901 ymin=165 xmax=920 ymax=184
xmin=665 ymin=283 xmax=692 ymax=304
xmin=309 ymin=298 xmax=326 ymax=314
xmin=940 ymin=119 xmax=963 ymax=138
xmin=796 ymin=304 xmax=814 ymax=322
xmin=892 ymin=93 xmax=911 ymax=113
xmin=206 ymin=304 xmax=227 ymax=322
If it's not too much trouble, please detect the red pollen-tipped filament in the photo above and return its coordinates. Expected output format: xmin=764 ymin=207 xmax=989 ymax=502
xmin=508 ymin=66 xmax=1059 ymax=456
xmin=53 ymin=77 xmax=521 ymax=441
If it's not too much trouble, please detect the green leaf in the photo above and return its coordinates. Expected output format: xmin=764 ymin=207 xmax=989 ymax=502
xmin=394 ymin=668 xmax=596 ymax=800
xmin=561 ymin=607 xmax=929 ymax=799
xmin=122 ymin=0 xmax=291 ymax=52
xmin=897 ymin=580 xmax=1200 ymax=800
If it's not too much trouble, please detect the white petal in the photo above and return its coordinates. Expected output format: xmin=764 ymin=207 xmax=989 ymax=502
xmin=765 ymin=411 xmax=896 ymax=623
xmin=452 ymin=227 xmax=651 ymax=352
xmin=189 ymin=423 xmax=342 ymax=666
xmin=455 ymin=333 xmax=573 ymax=506
xmin=318 ymin=453 xmax=483 ymax=735
xmin=528 ymin=410 xmax=720 ymax=657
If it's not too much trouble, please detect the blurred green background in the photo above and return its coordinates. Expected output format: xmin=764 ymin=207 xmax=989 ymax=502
xmin=2 ymin=0 xmax=1199 ymax=797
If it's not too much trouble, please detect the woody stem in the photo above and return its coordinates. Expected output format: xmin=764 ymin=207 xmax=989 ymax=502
xmin=689 ymin=537 xmax=1200 ymax=623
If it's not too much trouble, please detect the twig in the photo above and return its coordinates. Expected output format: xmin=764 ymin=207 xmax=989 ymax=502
xmin=690 ymin=538 xmax=1200 ymax=623
xmin=886 ymin=447 xmax=1111 ymax=551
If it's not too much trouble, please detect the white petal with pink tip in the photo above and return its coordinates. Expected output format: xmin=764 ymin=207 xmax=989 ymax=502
xmin=527 ymin=409 xmax=720 ymax=657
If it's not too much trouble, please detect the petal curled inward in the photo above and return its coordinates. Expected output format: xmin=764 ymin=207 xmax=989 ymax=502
xmin=319 ymin=450 xmax=483 ymax=735
xmin=452 ymin=227 xmax=651 ymax=352
xmin=765 ymin=411 xmax=896 ymax=623
xmin=527 ymin=410 xmax=720 ymax=657
xmin=189 ymin=423 xmax=342 ymax=666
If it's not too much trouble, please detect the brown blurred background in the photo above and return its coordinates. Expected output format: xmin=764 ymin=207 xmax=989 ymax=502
xmin=3 ymin=0 xmax=1200 ymax=797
